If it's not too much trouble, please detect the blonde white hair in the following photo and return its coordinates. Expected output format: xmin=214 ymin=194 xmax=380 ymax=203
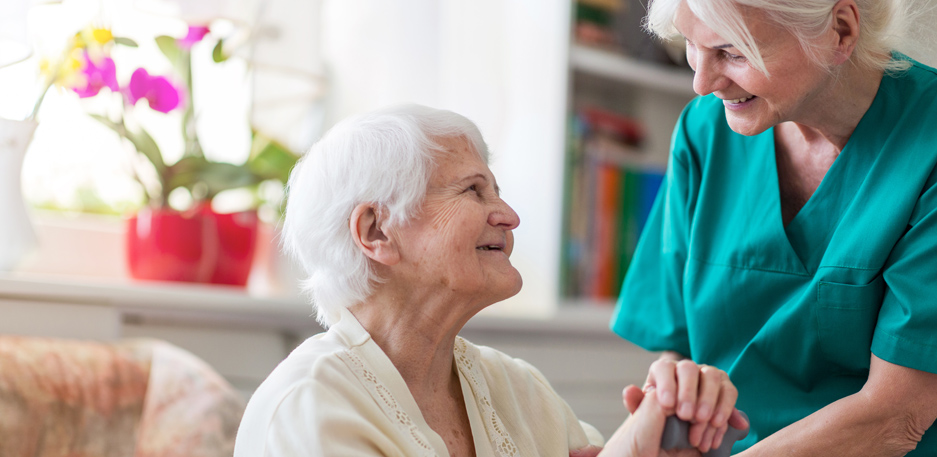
xmin=646 ymin=0 xmax=920 ymax=75
xmin=281 ymin=104 xmax=489 ymax=328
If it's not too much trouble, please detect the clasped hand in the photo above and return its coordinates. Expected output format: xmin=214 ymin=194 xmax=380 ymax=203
xmin=572 ymin=357 xmax=749 ymax=457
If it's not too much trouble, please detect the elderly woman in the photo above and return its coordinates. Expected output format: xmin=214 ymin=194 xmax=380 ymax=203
xmin=612 ymin=0 xmax=937 ymax=455
xmin=234 ymin=104 xmax=746 ymax=456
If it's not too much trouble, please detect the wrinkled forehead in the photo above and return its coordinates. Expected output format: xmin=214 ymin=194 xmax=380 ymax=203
xmin=429 ymin=134 xmax=487 ymax=164
xmin=678 ymin=1 xmax=785 ymax=49
xmin=425 ymin=135 xmax=494 ymax=184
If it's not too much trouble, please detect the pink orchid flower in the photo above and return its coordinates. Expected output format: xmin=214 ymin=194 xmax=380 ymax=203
xmin=177 ymin=25 xmax=211 ymax=50
xmin=73 ymin=52 xmax=119 ymax=98
xmin=127 ymin=68 xmax=182 ymax=113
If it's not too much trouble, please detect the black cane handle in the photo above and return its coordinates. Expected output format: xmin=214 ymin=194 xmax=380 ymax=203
xmin=660 ymin=411 xmax=749 ymax=457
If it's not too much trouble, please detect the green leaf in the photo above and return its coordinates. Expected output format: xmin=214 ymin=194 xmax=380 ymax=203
xmin=124 ymin=126 xmax=167 ymax=174
xmin=212 ymin=38 xmax=227 ymax=63
xmin=88 ymin=114 xmax=163 ymax=172
xmin=200 ymin=163 xmax=257 ymax=197
xmin=155 ymin=35 xmax=183 ymax=66
xmin=248 ymin=133 xmax=300 ymax=182
xmin=88 ymin=114 xmax=167 ymax=201
xmin=113 ymin=37 xmax=139 ymax=48
xmin=165 ymin=156 xmax=205 ymax=191
xmin=88 ymin=113 xmax=121 ymax=132
xmin=167 ymin=158 xmax=257 ymax=200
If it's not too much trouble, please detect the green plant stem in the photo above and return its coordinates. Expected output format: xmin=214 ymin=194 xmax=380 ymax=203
xmin=117 ymin=114 xmax=162 ymax=206
xmin=181 ymin=47 xmax=203 ymax=159
xmin=29 ymin=71 xmax=58 ymax=122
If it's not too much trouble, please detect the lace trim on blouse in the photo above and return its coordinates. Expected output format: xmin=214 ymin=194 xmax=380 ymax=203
xmin=453 ymin=337 xmax=519 ymax=457
xmin=337 ymin=338 xmax=519 ymax=457
xmin=337 ymin=349 xmax=436 ymax=457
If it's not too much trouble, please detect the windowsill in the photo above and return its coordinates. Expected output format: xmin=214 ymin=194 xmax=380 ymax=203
xmin=0 ymin=272 xmax=617 ymax=337
xmin=6 ymin=210 xmax=618 ymax=337
xmin=0 ymin=271 xmax=312 ymax=330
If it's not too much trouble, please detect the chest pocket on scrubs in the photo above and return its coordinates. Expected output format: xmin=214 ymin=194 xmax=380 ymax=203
xmin=816 ymin=275 xmax=885 ymax=373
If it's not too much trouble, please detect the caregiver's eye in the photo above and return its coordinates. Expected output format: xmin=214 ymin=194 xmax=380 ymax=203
xmin=723 ymin=51 xmax=746 ymax=62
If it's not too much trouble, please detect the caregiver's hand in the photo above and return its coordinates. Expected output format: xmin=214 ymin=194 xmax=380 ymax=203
xmin=631 ymin=353 xmax=745 ymax=453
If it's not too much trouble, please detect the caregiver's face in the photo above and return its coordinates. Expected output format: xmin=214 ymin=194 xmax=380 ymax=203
xmin=676 ymin=2 xmax=835 ymax=136
xmin=391 ymin=136 xmax=522 ymax=304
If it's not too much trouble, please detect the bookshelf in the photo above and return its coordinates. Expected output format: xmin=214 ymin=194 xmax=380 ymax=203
xmin=561 ymin=1 xmax=697 ymax=304
xmin=569 ymin=44 xmax=696 ymax=97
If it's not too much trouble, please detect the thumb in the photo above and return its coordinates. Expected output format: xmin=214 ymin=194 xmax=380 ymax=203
xmin=728 ymin=408 xmax=750 ymax=433
xmin=623 ymin=384 xmax=644 ymax=415
xmin=569 ymin=445 xmax=603 ymax=457
xmin=626 ymin=386 xmax=669 ymax=456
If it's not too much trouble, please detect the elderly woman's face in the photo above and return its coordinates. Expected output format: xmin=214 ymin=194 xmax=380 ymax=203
xmin=676 ymin=2 xmax=838 ymax=135
xmin=389 ymin=136 xmax=522 ymax=305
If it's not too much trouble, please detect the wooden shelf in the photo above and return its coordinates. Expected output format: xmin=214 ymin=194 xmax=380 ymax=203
xmin=584 ymin=138 xmax=669 ymax=172
xmin=570 ymin=44 xmax=696 ymax=96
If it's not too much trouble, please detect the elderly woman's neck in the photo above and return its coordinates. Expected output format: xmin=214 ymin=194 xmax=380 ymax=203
xmin=349 ymin=293 xmax=476 ymax=394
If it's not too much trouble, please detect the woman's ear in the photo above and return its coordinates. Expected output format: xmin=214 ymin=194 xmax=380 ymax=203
xmin=831 ymin=0 xmax=861 ymax=65
xmin=350 ymin=203 xmax=400 ymax=266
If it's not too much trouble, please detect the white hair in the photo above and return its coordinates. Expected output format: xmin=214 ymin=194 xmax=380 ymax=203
xmin=645 ymin=0 xmax=922 ymax=76
xmin=281 ymin=104 xmax=489 ymax=328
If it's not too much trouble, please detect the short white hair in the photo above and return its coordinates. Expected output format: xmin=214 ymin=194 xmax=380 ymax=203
xmin=646 ymin=0 xmax=919 ymax=76
xmin=281 ymin=104 xmax=489 ymax=328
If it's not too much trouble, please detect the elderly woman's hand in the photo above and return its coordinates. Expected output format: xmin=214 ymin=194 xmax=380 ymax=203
xmin=573 ymin=385 xmax=704 ymax=457
xmin=630 ymin=354 xmax=746 ymax=454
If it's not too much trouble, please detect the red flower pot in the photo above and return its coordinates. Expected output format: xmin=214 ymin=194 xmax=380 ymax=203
xmin=206 ymin=208 xmax=258 ymax=286
xmin=126 ymin=205 xmax=259 ymax=287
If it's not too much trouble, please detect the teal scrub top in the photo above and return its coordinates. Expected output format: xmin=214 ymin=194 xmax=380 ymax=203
xmin=611 ymin=55 xmax=937 ymax=455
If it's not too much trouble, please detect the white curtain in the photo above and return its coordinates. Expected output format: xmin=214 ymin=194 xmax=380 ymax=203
xmin=243 ymin=0 xmax=326 ymax=152
xmin=321 ymin=0 xmax=571 ymax=316
xmin=0 ymin=0 xmax=32 ymax=69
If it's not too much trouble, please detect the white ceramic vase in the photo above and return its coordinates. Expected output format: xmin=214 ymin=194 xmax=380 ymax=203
xmin=0 ymin=117 xmax=39 ymax=271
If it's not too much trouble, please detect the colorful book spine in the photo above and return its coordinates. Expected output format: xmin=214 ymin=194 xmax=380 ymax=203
xmin=561 ymin=107 xmax=664 ymax=301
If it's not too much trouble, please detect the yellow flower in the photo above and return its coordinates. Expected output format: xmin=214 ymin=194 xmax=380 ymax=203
xmin=91 ymin=28 xmax=114 ymax=45
xmin=72 ymin=27 xmax=113 ymax=52
xmin=39 ymin=48 xmax=86 ymax=89
xmin=71 ymin=30 xmax=86 ymax=50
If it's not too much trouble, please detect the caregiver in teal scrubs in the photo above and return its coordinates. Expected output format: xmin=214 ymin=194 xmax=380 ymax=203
xmin=611 ymin=0 xmax=937 ymax=455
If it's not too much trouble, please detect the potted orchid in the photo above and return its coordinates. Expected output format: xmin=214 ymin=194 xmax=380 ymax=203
xmin=51 ymin=24 xmax=298 ymax=286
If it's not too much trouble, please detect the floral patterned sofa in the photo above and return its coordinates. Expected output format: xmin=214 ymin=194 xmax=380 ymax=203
xmin=0 ymin=336 xmax=245 ymax=457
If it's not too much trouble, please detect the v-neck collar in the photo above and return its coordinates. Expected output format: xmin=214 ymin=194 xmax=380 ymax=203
xmin=762 ymin=130 xmax=807 ymax=274
xmin=764 ymin=70 xmax=890 ymax=273
xmin=333 ymin=307 xmax=451 ymax=455
xmin=333 ymin=307 xmax=518 ymax=457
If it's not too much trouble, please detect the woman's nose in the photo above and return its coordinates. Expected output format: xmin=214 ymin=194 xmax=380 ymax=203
xmin=691 ymin=53 xmax=728 ymax=96
xmin=489 ymin=199 xmax=520 ymax=230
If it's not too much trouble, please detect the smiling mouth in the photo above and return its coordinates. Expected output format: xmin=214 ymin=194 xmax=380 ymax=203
xmin=725 ymin=95 xmax=756 ymax=104
xmin=476 ymin=245 xmax=504 ymax=251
